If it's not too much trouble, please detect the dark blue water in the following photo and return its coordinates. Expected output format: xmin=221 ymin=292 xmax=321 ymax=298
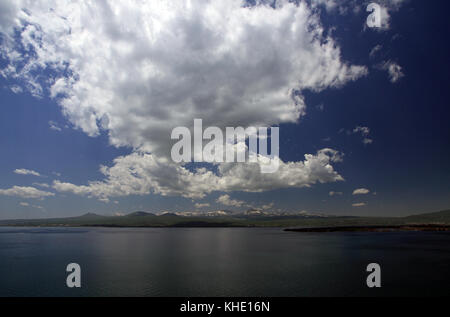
xmin=0 ymin=227 xmax=449 ymax=296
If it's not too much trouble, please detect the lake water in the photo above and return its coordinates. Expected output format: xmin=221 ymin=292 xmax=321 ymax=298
xmin=0 ymin=227 xmax=449 ymax=297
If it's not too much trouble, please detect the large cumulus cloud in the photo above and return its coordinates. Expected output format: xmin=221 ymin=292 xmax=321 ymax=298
xmin=0 ymin=0 xmax=367 ymax=201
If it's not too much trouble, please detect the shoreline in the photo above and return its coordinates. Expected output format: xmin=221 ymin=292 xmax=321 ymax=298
xmin=284 ymin=224 xmax=450 ymax=233
xmin=1 ymin=223 xmax=450 ymax=232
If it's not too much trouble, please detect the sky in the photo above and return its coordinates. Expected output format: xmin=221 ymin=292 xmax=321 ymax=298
xmin=0 ymin=0 xmax=449 ymax=219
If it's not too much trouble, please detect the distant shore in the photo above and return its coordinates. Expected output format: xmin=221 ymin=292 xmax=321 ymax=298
xmin=284 ymin=224 xmax=450 ymax=233
xmin=1 ymin=209 xmax=450 ymax=229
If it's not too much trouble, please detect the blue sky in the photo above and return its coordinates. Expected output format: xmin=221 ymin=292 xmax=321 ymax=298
xmin=0 ymin=0 xmax=449 ymax=219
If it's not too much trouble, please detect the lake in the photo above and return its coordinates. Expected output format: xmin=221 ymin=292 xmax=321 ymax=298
xmin=0 ymin=227 xmax=449 ymax=296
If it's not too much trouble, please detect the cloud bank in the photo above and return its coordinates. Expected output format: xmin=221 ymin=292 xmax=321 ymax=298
xmin=52 ymin=149 xmax=344 ymax=201
xmin=0 ymin=186 xmax=54 ymax=199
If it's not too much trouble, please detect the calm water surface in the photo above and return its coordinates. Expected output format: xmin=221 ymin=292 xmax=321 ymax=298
xmin=0 ymin=227 xmax=449 ymax=296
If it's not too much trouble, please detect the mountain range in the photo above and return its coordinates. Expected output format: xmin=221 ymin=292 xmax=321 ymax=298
xmin=1 ymin=209 xmax=450 ymax=229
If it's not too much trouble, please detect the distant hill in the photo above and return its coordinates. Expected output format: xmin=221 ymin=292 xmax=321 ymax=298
xmin=405 ymin=209 xmax=450 ymax=223
xmin=127 ymin=211 xmax=155 ymax=217
xmin=77 ymin=213 xmax=105 ymax=219
xmin=0 ymin=209 xmax=449 ymax=228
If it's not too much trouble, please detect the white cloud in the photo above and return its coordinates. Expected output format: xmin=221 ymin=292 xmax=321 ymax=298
xmin=378 ymin=60 xmax=404 ymax=83
xmin=32 ymin=182 xmax=50 ymax=188
xmin=353 ymin=188 xmax=370 ymax=195
xmin=352 ymin=202 xmax=367 ymax=207
xmin=377 ymin=5 xmax=391 ymax=30
xmin=309 ymin=0 xmax=364 ymax=15
xmin=310 ymin=0 xmax=339 ymax=13
xmin=194 ymin=202 xmax=210 ymax=209
xmin=52 ymin=148 xmax=345 ymax=201
xmin=1 ymin=1 xmax=366 ymax=200
xmin=0 ymin=186 xmax=54 ymax=199
xmin=369 ymin=44 xmax=382 ymax=58
xmin=261 ymin=202 xmax=275 ymax=210
xmin=19 ymin=202 xmax=45 ymax=210
xmin=14 ymin=168 xmax=41 ymax=177
xmin=0 ymin=1 xmax=20 ymax=33
xmin=10 ymin=85 xmax=23 ymax=94
xmin=329 ymin=191 xmax=343 ymax=196
xmin=311 ymin=0 xmax=407 ymax=30
xmin=353 ymin=126 xmax=373 ymax=145
xmin=0 ymin=0 xmax=366 ymax=156
xmin=49 ymin=121 xmax=62 ymax=131
xmin=353 ymin=126 xmax=370 ymax=136
xmin=216 ymin=195 xmax=246 ymax=208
